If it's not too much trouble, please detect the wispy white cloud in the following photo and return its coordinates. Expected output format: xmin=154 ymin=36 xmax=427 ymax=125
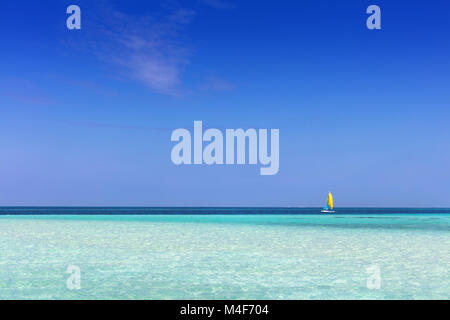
xmin=72 ymin=2 xmax=237 ymax=97
xmin=91 ymin=6 xmax=195 ymax=96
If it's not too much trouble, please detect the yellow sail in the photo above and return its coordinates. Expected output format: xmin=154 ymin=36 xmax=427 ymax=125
xmin=328 ymin=192 xmax=333 ymax=210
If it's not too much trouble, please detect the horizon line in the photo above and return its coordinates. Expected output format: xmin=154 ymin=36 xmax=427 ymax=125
xmin=1 ymin=206 xmax=449 ymax=209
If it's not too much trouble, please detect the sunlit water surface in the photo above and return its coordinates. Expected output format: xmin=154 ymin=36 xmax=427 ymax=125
xmin=0 ymin=211 xmax=449 ymax=299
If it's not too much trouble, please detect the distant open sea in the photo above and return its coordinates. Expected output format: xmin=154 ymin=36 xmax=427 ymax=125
xmin=0 ymin=207 xmax=449 ymax=299
xmin=1 ymin=207 xmax=450 ymax=215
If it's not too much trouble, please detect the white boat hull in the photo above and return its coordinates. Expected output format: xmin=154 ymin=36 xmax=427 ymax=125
xmin=321 ymin=210 xmax=335 ymax=213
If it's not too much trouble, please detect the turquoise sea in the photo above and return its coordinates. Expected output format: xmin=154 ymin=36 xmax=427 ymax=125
xmin=0 ymin=208 xmax=449 ymax=299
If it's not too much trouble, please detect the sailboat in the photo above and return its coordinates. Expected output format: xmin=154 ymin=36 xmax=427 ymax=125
xmin=321 ymin=192 xmax=335 ymax=213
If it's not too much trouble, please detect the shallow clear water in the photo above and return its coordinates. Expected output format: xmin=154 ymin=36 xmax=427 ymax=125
xmin=0 ymin=211 xmax=449 ymax=299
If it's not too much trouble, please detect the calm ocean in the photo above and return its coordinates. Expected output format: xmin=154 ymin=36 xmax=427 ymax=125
xmin=0 ymin=208 xmax=449 ymax=299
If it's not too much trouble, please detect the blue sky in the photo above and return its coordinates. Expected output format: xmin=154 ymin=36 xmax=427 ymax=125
xmin=1 ymin=0 xmax=449 ymax=206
